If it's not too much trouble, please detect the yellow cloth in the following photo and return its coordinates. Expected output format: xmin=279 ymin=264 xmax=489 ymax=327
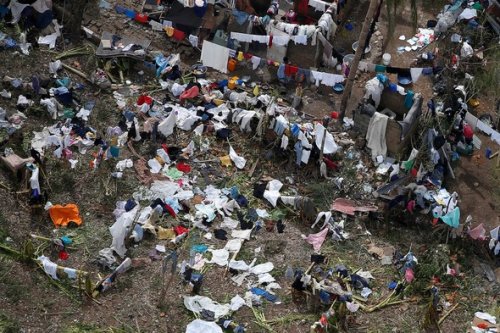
xmin=164 ymin=27 xmax=174 ymax=37
xmin=220 ymin=155 xmax=232 ymax=167
xmin=158 ymin=227 xmax=176 ymax=240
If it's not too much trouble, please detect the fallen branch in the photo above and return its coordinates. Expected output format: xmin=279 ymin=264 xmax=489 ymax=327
xmin=252 ymin=307 xmax=276 ymax=333
xmin=61 ymin=63 xmax=92 ymax=83
xmin=55 ymin=44 xmax=95 ymax=60
xmin=127 ymin=141 xmax=146 ymax=161
xmin=438 ymin=303 xmax=459 ymax=325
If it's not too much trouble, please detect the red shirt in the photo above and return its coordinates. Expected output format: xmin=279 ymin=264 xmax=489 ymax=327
xmin=463 ymin=124 xmax=473 ymax=139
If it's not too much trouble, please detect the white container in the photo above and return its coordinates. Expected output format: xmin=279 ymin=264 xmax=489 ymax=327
xmin=382 ymin=53 xmax=391 ymax=65
xmin=343 ymin=54 xmax=355 ymax=66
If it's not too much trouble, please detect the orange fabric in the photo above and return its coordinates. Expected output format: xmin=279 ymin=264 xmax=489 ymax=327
xmin=49 ymin=204 xmax=82 ymax=227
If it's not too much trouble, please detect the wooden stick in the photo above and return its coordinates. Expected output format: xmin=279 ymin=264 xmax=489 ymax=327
xmin=248 ymin=158 xmax=260 ymax=177
xmin=61 ymin=63 xmax=92 ymax=83
xmin=438 ymin=303 xmax=459 ymax=325
xmin=488 ymin=151 xmax=498 ymax=159
xmin=0 ymin=182 xmax=11 ymax=191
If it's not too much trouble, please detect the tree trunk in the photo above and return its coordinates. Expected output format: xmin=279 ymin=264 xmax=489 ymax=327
xmin=339 ymin=0 xmax=380 ymax=119
xmin=54 ymin=0 xmax=89 ymax=41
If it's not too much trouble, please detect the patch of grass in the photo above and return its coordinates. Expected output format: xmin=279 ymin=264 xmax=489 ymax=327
xmin=237 ymin=244 xmax=255 ymax=262
xmin=51 ymin=167 xmax=76 ymax=194
xmin=1 ymin=276 xmax=26 ymax=304
xmin=0 ymin=312 xmax=20 ymax=333
xmin=0 ymin=212 xmax=8 ymax=240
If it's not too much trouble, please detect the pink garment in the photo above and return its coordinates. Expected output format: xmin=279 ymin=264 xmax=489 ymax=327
xmin=302 ymin=227 xmax=329 ymax=252
xmin=404 ymin=268 xmax=414 ymax=283
xmin=180 ymin=86 xmax=200 ymax=104
xmin=468 ymin=223 xmax=486 ymax=240
xmin=406 ymin=200 xmax=416 ymax=214
xmin=330 ymin=198 xmax=378 ymax=216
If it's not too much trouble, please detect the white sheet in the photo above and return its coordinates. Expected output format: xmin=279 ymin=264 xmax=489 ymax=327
xmin=200 ymin=40 xmax=229 ymax=74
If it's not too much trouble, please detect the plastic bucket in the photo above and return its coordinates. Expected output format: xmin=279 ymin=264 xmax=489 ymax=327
xmin=382 ymin=53 xmax=391 ymax=66
xmin=227 ymin=59 xmax=237 ymax=72
xmin=343 ymin=54 xmax=354 ymax=66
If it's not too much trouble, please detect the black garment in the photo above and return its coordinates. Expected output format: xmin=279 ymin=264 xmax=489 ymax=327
xmin=334 ymin=264 xmax=349 ymax=278
xmin=276 ymin=220 xmax=285 ymax=233
xmin=166 ymin=146 xmax=182 ymax=160
xmin=94 ymin=138 xmax=104 ymax=146
xmin=247 ymin=208 xmax=259 ymax=222
xmin=183 ymin=267 xmax=193 ymax=281
xmin=350 ymin=274 xmax=369 ymax=289
xmin=253 ymin=183 xmax=267 ymax=199
xmin=291 ymin=273 xmax=306 ymax=291
xmin=201 ymin=309 xmax=215 ymax=321
xmin=237 ymin=211 xmax=253 ymax=230
xmin=214 ymin=229 xmax=228 ymax=240
xmin=190 ymin=273 xmax=203 ymax=294
xmin=216 ymin=128 xmax=231 ymax=139
xmin=310 ymin=254 xmax=325 ymax=264
xmin=30 ymin=148 xmax=43 ymax=165
xmin=124 ymin=199 xmax=137 ymax=212
xmin=433 ymin=135 xmax=446 ymax=150
xmin=386 ymin=67 xmax=411 ymax=77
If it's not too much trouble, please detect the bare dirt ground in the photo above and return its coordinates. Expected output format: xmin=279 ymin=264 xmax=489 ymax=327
xmin=0 ymin=0 xmax=499 ymax=332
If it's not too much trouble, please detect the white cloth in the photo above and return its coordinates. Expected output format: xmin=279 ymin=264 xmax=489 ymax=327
xmin=157 ymin=111 xmax=177 ymax=137
xmin=184 ymin=296 xmax=231 ymax=320
xmin=310 ymin=70 xmax=344 ymax=87
xmin=186 ymin=319 xmax=223 ymax=333
xmin=200 ymin=41 xmax=229 ymax=73
xmin=150 ymin=20 xmax=164 ymax=31
xmin=366 ymin=112 xmax=389 ymax=161
xmin=311 ymin=211 xmax=332 ymax=229
xmin=233 ymin=109 xmax=256 ymax=131
xmin=308 ymin=0 xmax=327 ymax=11
xmin=280 ymin=135 xmax=289 ymax=149
xmin=188 ymin=34 xmax=199 ymax=47
xmin=208 ymin=249 xmax=229 ymax=266
xmin=225 ymin=239 xmax=244 ymax=252
xmin=263 ymin=179 xmax=283 ymax=207
xmin=458 ymin=8 xmax=477 ymax=21
xmin=232 ymin=229 xmax=252 ymax=240
xmin=9 ymin=0 xmax=52 ymax=23
xmin=29 ymin=166 xmax=40 ymax=193
xmin=251 ymin=56 xmax=261 ymax=69
xmin=460 ymin=42 xmax=473 ymax=58
xmin=301 ymin=148 xmax=311 ymax=164
xmin=37 ymin=256 xmax=58 ymax=280
xmin=109 ymin=206 xmax=140 ymax=257
xmin=230 ymin=32 xmax=270 ymax=44
xmin=292 ymin=35 xmax=307 ymax=45
xmin=63 ymin=267 xmax=77 ymax=279
xmin=364 ymin=77 xmax=384 ymax=108
xmin=410 ymin=68 xmax=423 ymax=83
xmin=317 ymin=12 xmax=336 ymax=40
xmin=272 ymin=35 xmax=290 ymax=46
xmin=358 ymin=61 xmax=368 ymax=72
xmin=314 ymin=123 xmax=338 ymax=154
xmin=229 ymin=145 xmax=246 ymax=169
